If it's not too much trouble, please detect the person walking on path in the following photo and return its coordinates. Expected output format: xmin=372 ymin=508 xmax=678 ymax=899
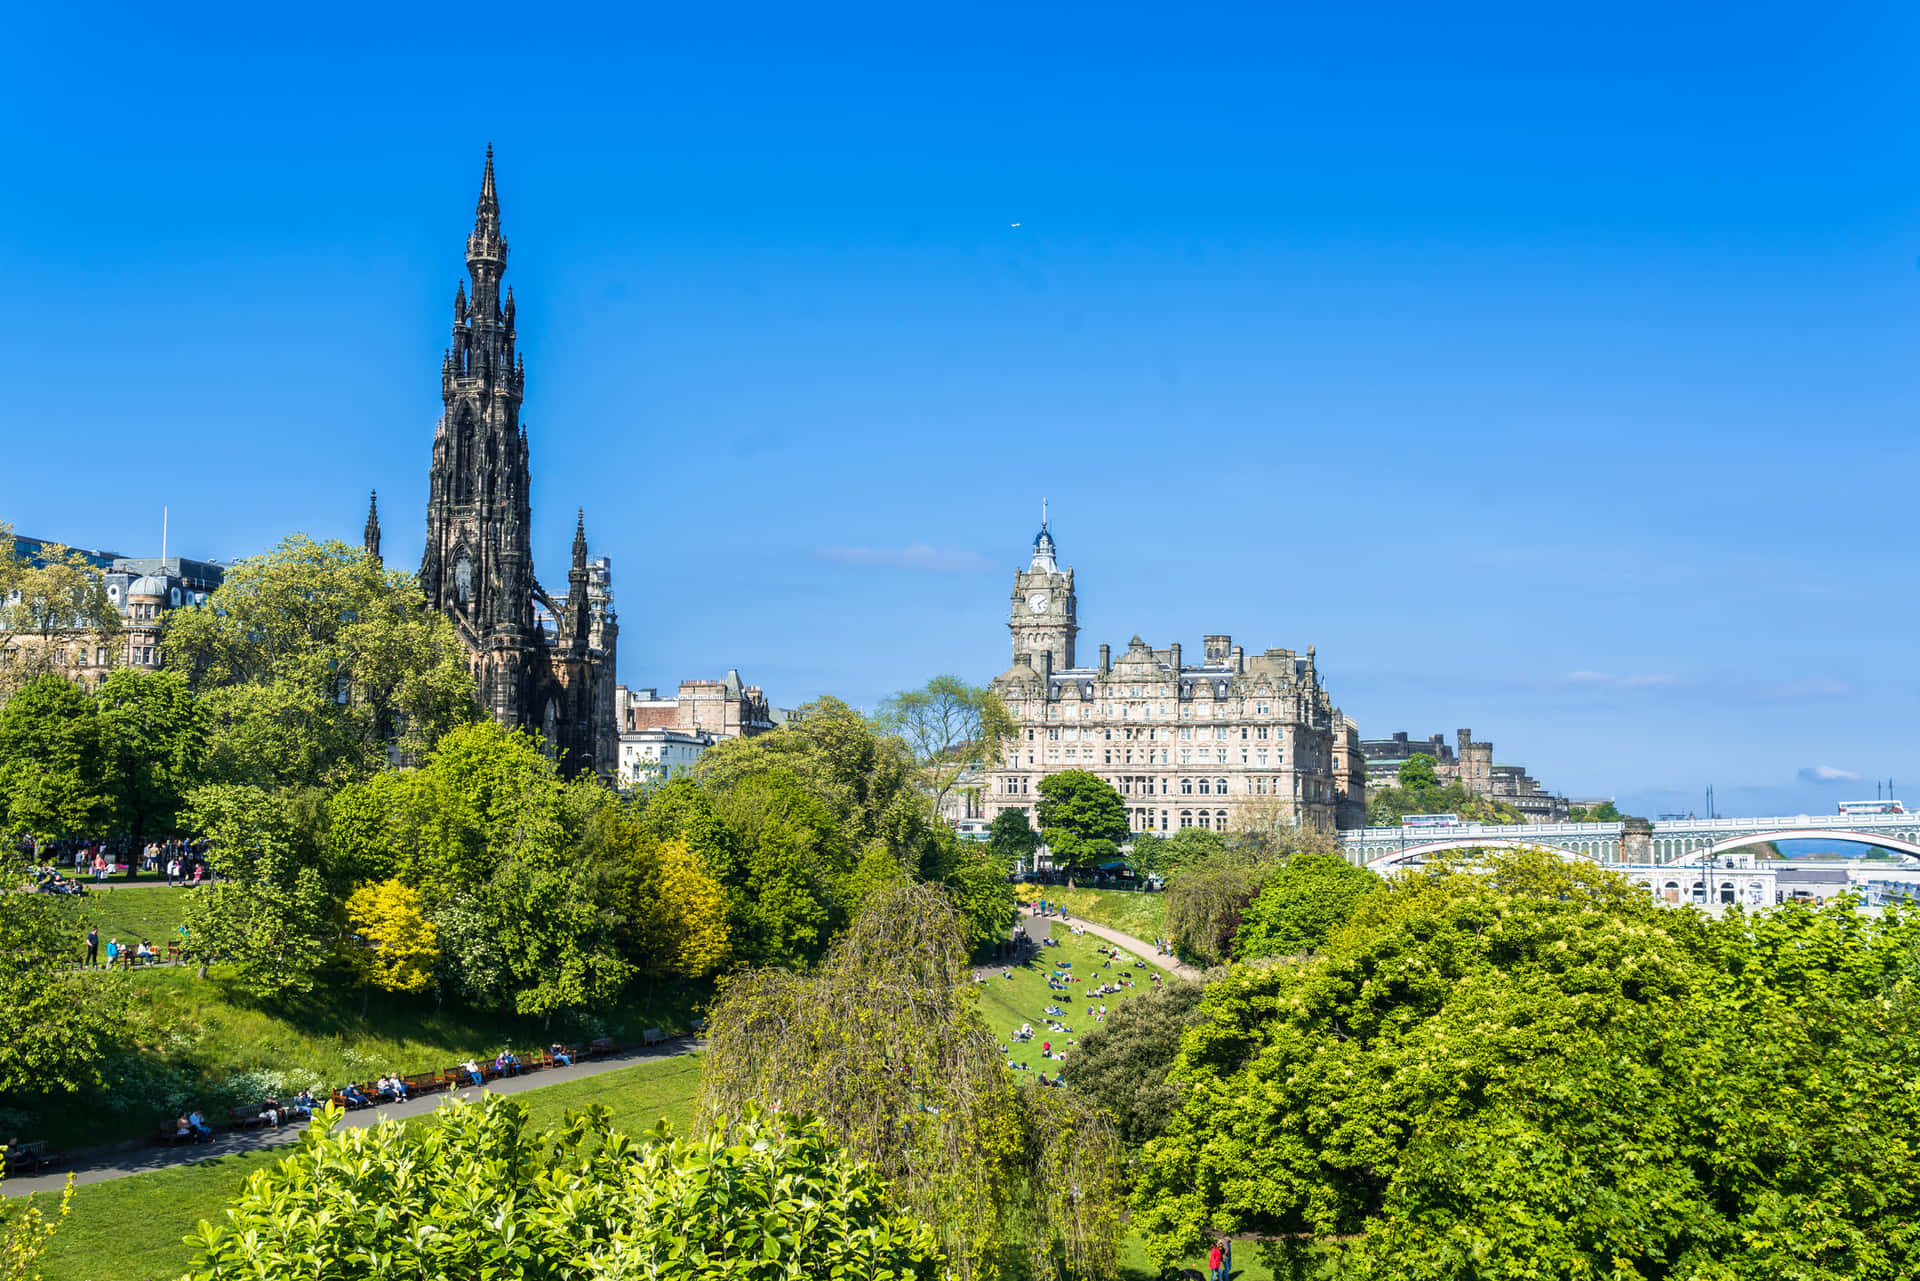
xmin=85 ymin=926 xmax=98 ymax=967
xmin=1208 ymin=1241 xmax=1225 ymax=1281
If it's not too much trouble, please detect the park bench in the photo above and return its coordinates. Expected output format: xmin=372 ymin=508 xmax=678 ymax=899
xmin=3 ymin=1140 xmax=57 ymax=1174
xmin=156 ymin=1120 xmax=191 ymax=1147
xmin=587 ymin=1036 xmax=617 ymax=1057
xmin=229 ymin=1105 xmax=269 ymax=1130
xmin=641 ymin=1027 xmax=669 ymax=1047
xmin=402 ymin=1072 xmax=445 ymax=1096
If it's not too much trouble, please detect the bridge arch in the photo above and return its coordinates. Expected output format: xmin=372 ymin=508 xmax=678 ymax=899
xmin=1667 ymin=828 xmax=1920 ymax=865
xmin=1364 ymin=838 xmax=1602 ymax=872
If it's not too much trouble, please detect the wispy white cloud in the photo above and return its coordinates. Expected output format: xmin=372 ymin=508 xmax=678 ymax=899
xmin=1797 ymin=765 xmax=1862 ymax=785
xmin=1753 ymin=678 xmax=1851 ymax=702
xmin=818 ymin=543 xmax=994 ymax=573
xmin=1561 ymin=670 xmax=1679 ymax=691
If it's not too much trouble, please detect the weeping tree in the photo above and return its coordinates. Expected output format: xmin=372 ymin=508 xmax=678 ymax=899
xmin=698 ymin=882 xmax=1122 ymax=1281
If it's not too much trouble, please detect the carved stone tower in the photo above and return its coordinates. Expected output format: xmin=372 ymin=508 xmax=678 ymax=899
xmin=1008 ymin=511 xmax=1077 ymax=673
xmin=363 ymin=491 xmax=382 ymax=566
xmin=419 ymin=145 xmax=540 ymax=730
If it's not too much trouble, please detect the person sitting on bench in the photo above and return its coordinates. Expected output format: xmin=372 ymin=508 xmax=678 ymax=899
xmin=550 ymin=1042 xmax=573 ymax=1067
xmin=290 ymin=1089 xmax=317 ymax=1119
xmin=340 ymin=1083 xmax=371 ymax=1108
xmin=187 ymin=1110 xmax=212 ymax=1141
xmin=461 ymin=1059 xmax=484 ymax=1087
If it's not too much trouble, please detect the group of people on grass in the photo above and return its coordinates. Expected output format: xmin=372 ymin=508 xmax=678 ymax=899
xmin=82 ymin=927 xmax=165 ymax=967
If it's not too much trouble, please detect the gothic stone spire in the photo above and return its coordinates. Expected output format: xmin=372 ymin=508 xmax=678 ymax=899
xmin=364 ymin=490 xmax=382 ymax=565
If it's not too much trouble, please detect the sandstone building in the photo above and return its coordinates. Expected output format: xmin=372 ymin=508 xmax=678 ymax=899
xmin=987 ymin=520 xmax=1365 ymax=837
xmin=415 ymin=149 xmax=619 ymax=777
xmin=1359 ymin=726 xmax=1572 ymax=822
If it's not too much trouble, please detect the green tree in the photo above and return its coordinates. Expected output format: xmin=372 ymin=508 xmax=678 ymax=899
xmin=699 ymin=883 xmax=1123 ymax=1281
xmin=344 ymin=878 xmax=439 ymax=998
xmin=165 ymin=534 xmax=475 ymax=788
xmin=1233 ymin=853 xmax=1378 ymax=959
xmin=1162 ymin=848 xmax=1270 ymax=965
xmin=1397 ymin=752 xmax=1438 ymax=788
xmin=0 ymin=1161 xmax=72 ymax=1281
xmin=183 ymin=1096 xmax=945 ymax=1281
xmin=986 ymin=806 xmax=1039 ymax=867
xmin=95 ymin=667 xmax=205 ymax=843
xmin=1133 ymin=850 xmax=1920 ymax=1280
xmin=1133 ymin=826 xmax=1227 ymax=878
xmin=1034 ymin=769 xmax=1130 ymax=865
xmin=942 ymin=849 xmax=1017 ymax=951
xmin=0 ymin=527 xmax=121 ymax=700
xmin=0 ymin=675 xmax=112 ymax=845
xmin=1069 ymin=979 xmax=1207 ymax=1146
xmin=0 ymin=855 xmax=126 ymax=1104
xmin=875 ymin=675 xmax=1016 ymax=821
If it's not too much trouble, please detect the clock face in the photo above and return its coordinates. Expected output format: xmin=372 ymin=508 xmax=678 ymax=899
xmin=1027 ymin=592 xmax=1050 ymax=615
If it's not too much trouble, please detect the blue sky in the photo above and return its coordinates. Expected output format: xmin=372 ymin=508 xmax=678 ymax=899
xmin=3 ymin=1 xmax=1917 ymax=819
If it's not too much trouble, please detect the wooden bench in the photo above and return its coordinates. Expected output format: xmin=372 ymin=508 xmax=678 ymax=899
xmin=4 ymin=1140 xmax=56 ymax=1174
xmin=641 ymin=1027 xmax=669 ymax=1047
xmin=229 ymin=1105 xmax=268 ymax=1130
xmin=156 ymin=1120 xmax=191 ymax=1147
xmin=587 ymin=1036 xmax=617 ymax=1058
xmin=402 ymin=1072 xmax=444 ymax=1097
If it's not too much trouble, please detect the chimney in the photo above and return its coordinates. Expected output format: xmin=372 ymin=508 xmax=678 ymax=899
xmin=1230 ymin=645 xmax=1244 ymax=673
xmin=1040 ymin=650 xmax=1053 ymax=681
xmin=1169 ymin=642 xmax=1182 ymax=674
xmin=1098 ymin=643 xmax=1110 ymax=674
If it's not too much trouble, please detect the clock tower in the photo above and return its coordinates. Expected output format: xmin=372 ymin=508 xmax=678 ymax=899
xmin=1009 ymin=514 xmax=1077 ymax=672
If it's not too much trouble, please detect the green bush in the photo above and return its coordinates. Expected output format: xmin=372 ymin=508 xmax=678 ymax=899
xmin=184 ymin=1095 xmax=944 ymax=1280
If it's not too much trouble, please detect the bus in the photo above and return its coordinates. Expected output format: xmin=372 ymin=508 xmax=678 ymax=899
xmin=1839 ymin=800 xmax=1905 ymax=816
xmin=1400 ymin=813 xmax=1461 ymax=829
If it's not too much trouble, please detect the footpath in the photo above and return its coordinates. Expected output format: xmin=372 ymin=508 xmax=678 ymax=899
xmin=3 ymin=1040 xmax=702 ymax=1198
xmin=1016 ymin=906 xmax=1203 ymax=982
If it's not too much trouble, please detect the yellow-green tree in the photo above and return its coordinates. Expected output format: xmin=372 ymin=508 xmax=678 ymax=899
xmin=345 ymin=879 xmax=439 ymax=997
xmin=0 ymin=526 xmax=121 ymax=700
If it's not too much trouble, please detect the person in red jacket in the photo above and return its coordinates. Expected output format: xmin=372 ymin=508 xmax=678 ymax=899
xmin=1208 ymin=1241 xmax=1225 ymax=1281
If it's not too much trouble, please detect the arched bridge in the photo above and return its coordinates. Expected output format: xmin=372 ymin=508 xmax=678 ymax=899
xmin=1340 ymin=812 xmax=1920 ymax=870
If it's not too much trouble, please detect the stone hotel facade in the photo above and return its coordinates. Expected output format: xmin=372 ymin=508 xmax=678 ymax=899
xmin=988 ymin=522 xmax=1365 ymax=836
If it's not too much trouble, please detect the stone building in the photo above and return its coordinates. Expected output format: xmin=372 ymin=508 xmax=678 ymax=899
xmin=987 ymin=520 xmax=1366 ymax=835
xmin=617 ymin=669 xmax=779 ymax=739
xmin=2 ymin=534 xmax=224 ymax=687
xmin=1358 ymin=726 xmax=1571 ymax=822
xmin=414 ymin=149 xmax=619 ymax=778
xmin=616 ymin=727 xmax=716 ymax=789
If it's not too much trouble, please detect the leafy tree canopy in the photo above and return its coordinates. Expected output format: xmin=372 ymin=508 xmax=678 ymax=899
xmin=1134 ymin=849 xmax=1920 ymax=1281
xmin=1034 ymin=770 xmax=1130 ymax=865
xmin=1233 ymin=852 xmax=1378 ymax=959
xmin=876 ymin=674 xmax=1015 ymax=819
xmin=183 ymin=1096 xmax=945 ymax=1281
xmin=700 ymin=883 xmax=1121 ymax=1281
xmin=1069 ymin=979 xmax=1207 ymax=1146
xmin=0 ymin=526 xmax=120 ymax=700
xmin=164 ymin=534 xmax=475 ymax=789
xmin=986 ymin=806 xmax=1039 ymax=865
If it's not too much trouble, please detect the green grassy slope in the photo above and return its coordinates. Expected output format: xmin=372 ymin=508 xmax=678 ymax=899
xmin=7 ymin=968 xmax=706 ymax=1152
xmin=1027 ymin=886 xmax=1169 ymax=943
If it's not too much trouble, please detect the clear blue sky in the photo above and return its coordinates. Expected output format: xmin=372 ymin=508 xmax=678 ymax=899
xmin=4 ymin=1 xmax=1917 ymax=818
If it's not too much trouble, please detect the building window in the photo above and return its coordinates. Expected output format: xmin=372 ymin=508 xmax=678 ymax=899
xmin=1217 ymin=778 xmax=1228 ymax=795
xmin=1216 ymin=749 xmax=1228 ymax=764
xmin=1257 ymin=749 xmax=1268 ymax=766
xmin=1198 ymin=812 xmax=1211 ymax=829
xmin=1180 ymin=749 xmax=1191 ymax=764
xmin=1180 ymin=810 xmax=1193 ymax=828
xmin=1180 ymin=778 xmax=1193 ymax=795
xmin=1180 ymin=727 xmax=1192 ymax=741
xmin=1257 ymin=702 xmax=1270 ymax=715
xmin=1048 ymin=728 xmax=1060 ymax=741
xmin=1216 ymin=809 xmax=1228 ymax=826
xmin=1181 ymin=706 xmax=1192 ymax=719
xmin=1256 ymin=727 xmax=1269 ymax=740
xmin=1241 ymin=749 xmax=1249 ymax=764
xmin=1214 ymin=727 xmax=1227 ymax=740
xmin=1198 ymin=778 xmax=1210 ymax=795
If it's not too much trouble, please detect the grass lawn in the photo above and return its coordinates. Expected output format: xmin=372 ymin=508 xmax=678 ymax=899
xmin=33 ymin=1054 xmax=705 ymax=1281
xmin=53 ymin=883 xmax=191 ymax=953
xmin=7 ymin=967 xmax=708 ymax=1152
xmin=972 ymin=915 xmax=1161 ymax=1076
xmin=1028 ymin=885 xmax=1170 ymax=945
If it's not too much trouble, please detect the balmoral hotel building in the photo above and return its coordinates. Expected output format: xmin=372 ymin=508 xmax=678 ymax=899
xmin=988 ymin=521 xmax=1365 ymax=836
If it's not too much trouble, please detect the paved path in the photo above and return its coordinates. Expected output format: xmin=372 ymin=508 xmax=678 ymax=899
xmin=3 ymin=1040 xmax=702 ymax=1198
xmin=1018 ymin=906 xmax=1203 ymax=981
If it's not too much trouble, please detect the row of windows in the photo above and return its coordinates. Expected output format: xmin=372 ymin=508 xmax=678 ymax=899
xmin=1046 ymin=701 xmax=1293 ymax=721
